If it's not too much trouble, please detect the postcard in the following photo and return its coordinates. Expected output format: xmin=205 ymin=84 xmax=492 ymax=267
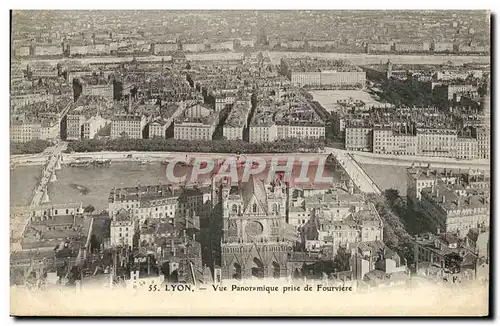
xmin=10 ymin=9 xmax=490 ymax=317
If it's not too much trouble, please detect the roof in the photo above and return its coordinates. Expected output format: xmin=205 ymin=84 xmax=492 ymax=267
xmin=421 ymin=183 xmax=490 ymax=212
xmin=241 ymin=176 xmax=268 ymax=214
xmin=363 ymin=269 xmax=410 ymax=286
xmin=114 ymin=209 xmax=132 ymax=222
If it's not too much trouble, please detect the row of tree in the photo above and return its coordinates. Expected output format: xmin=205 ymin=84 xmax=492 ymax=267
xmin=66 ymin=138 xmax=325 ymax=154
xmin=367 ymin=191 xmax=414 ymax=267
xmin=11 ymin=140 xmax=52 ymax=155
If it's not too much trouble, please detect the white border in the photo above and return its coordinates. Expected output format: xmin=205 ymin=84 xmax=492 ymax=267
xmin=3 ymin=2 xmax=498 ymax=325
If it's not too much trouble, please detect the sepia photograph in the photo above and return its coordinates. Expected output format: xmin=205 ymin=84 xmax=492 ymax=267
xmin=8 ymin=8 xmax=491 ymax=317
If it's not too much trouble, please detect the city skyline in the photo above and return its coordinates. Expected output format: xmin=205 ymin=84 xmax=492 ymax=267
xmin=9 ymin=9 xmax=491 ymax=317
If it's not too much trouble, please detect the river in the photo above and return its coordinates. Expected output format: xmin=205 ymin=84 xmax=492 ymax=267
xmin=10 ymin=165 xmax=43 ymax=207
xmin=10 ymin=161 xmax=345 ymax=212
xmin=15 ymin=51 xmax=489 ymax=67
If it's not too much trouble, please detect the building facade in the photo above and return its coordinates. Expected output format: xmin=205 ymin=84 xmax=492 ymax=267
xmin=220 ymin=177 xmax=298 ymax=280
xmin=345 ymin=127 xmax=372 ymax=152
xmin=82 ymin=115 xmax=108 ymax=140
xmin=110 ymin=211 xmax=136 ymax=248
xmin=111 ymin=115 xmax=147 ymax=139
xmin=66 ymin=114 xmax=85 ymax=140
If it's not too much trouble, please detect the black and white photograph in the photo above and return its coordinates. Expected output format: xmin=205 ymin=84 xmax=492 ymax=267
xmin=8 ymin=9 xmax=491 ymax=317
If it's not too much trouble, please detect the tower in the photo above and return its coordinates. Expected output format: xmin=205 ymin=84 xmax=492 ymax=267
xmin=220 ymin=176 xmax=296 ymax=280
xmin=386 ymin=59 xmax=393 ymax=80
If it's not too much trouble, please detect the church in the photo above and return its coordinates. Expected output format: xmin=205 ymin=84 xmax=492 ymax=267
xmin=220 ymin=176 xmax=299 ymax=280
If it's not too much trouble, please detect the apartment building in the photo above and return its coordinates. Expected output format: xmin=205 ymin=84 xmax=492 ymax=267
xmin=148 ymin=119 xmax=169 ymax=138
xmin=223 ymin=101 xmax=251 ymax=141
xmin=434 ymin=71 xmax=471 ymax=81
xmin=153 ymin=42 xmax=179 ymax=54
xmin=210 ymin=41 xmax=234 ymax=51
xmin=345 ymin=127 xmax=373 ymax=152
xmin=110 ymin=210 xmax=136 ymax=249
xmin=320 ymin=71 xmax=366 ymax=88
xmin=174 ymin=104 xmax=219 ymax=141
xmin=82 ymin=83 xmax=114 ymax=99
xmin=416 ymin=128 xmax=458 ymax=158
xmin=372 ymin=128 xmax=418 ymax=156
xmin=68 ymin=43 xmax=116 ymax=56
xmin=366 ymin=43 xmax=392 ymax=53
xmin=14 ymin=46 xmax=30 ymax=57
xmin=34 ymin=45 xmax=63 ymax=56
xmin=182 ymin=43 xmax=205 ymax=52
xmin=407 ymin=166 xmax=490 ymax=236
xmin=407 ymin=165 xmax=459 ymax=204
xmin=296 ymin=191 xmax=383 ymax=256
xmin=277 ymin=123 xmax=325 ymax=140
xmin=432 ymin=41 xmax=454 ymax=53
xmin=394 ymin=42 xmax=430 ymax=52
xmin=475 ymin=126 xmax=490 ymax=160
xmin=82 ymin=115 xmax=108 ymax=140
xmin=373 ymin=128 xmax=418 ymax=155
xmin=108 ymin=184 xmax=211 ymax=227
xmin=457 ymin=44 xmax=489 ymax=53
xmin=111 ymin=114 xmax=148 ymax=139
xmin=174 ymin=120 xmax=217 ymax=141
xmin=249 ymin=111 xmax=278 ymax=144
xmin=290 ymin=72 xmax=322 ymax=86
xmin=11 ymin=120 xmax=41 ymax=143
xmin=420 ymin=181 xmax=490 ymax=237
xmin=66 ymin=114 xmax=86 ymax=140
xmin=456 ymin=137 xmax=479 ymax=160
xmin=40 ymin=118 xmax=60 ymax=140
xmin=282 ymin=57 xmax=366 ymax=88
xmin=434 ymin=84 xmax=478 ymax=101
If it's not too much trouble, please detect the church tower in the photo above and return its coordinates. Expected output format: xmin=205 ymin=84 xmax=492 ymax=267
xmin=386 ymin=59 xmax=393 ymax=80
xmin=220 ymin=176 xmax=297 ymax=280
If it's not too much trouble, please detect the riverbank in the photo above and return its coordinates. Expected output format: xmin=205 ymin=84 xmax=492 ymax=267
xmin=351 ymin=151 xmax=490 ymax=171
xmin=11 ymin=148 xmax=490 ymax=170
xmin=62 ymin=151 xmax=328 ymax=164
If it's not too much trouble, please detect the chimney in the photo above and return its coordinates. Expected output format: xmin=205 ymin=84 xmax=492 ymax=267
xmin=442 ymin=195 xmax=446 ymax=203
xmin=128 ymin=93 xmax=132 ymax=112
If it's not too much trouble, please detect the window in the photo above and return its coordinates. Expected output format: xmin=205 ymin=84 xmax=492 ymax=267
xmin=252 ymin=203 xmax=257 ymax=213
